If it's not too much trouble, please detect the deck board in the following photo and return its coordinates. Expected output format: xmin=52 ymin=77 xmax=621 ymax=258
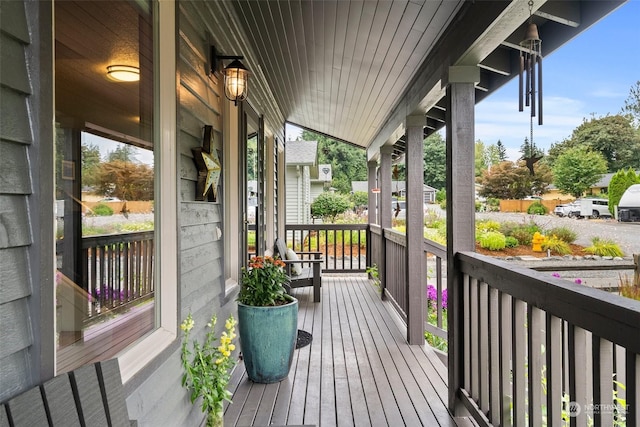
xmin=226 ymin=275 xmax=464 ymax=427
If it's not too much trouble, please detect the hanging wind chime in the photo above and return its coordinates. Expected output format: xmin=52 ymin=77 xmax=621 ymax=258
xmin=519 ymin=0 xmax=543 ymax=124
xmin=518 ymin=0 xmax=543 ymax=175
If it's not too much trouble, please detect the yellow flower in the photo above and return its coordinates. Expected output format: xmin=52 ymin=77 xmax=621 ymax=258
xmin=228 ymin=344 xmax=235 ymax=351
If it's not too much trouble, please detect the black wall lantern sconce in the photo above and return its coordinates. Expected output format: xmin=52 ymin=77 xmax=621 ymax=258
xmin=211 ymin=45 xmax=250 ymax=106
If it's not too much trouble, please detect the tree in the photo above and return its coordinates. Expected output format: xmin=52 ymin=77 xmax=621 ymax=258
xmin=302 ymin=130 xmax=367 ymax=194
xmin=485 ymin=143 xmax=502 ymax=169
xmin=496 ymin=140 xmax=507 ymax=161
xmin=608 ymin=168 xmax=640 ymax=215
xmin=621 ymin=80 xmax=640 ymax=126
xmin=552 ymin=147 xmax=607 ymax=198
xmin=547 ymin=115 xmax=640 ymax=172
xmin=81 ymin=143 xmax=101 ymax=187
xmin=350 ymin=191 xmax=368 ymax=211
xmin=310 ymin=191 xmax=351 ymax=222
xmin=95 ymin=160 xmax=154 ymax=200
xmin=423 ymin=133 xmax=446 ymax=189
xmin=107 ymin=144 xmax=137 ymax=163
xmin=477 ymin=161 xmax=552 ymax=200
xmin=475 ymin=140 xmax=488 ymax=177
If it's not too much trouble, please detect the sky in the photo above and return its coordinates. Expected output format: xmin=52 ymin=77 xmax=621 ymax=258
xmin=287 ymin=0 xmax=640 ymax=161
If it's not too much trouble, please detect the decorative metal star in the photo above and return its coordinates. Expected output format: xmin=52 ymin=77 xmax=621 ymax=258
xmin=192 ymin=125 xmax=221 ymax=201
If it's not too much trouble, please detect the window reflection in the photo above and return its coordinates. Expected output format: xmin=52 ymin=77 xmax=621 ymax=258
xmin=54 ymin=0 xmax=155 ymax=374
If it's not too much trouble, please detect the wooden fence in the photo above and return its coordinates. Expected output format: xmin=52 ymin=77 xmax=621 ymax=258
xmin=500 ymin=199 xmax=573 ymax=213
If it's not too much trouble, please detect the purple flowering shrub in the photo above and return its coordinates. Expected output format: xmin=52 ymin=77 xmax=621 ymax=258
xmin=426 ymin=284 xmax=448 ymax=352
xmin=427 ymin=285 xmax=447 ymax=309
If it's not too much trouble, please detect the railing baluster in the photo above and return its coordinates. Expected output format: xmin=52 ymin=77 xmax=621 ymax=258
xmin=478 ymin=281 xmax=489 ymax=414
xmin=546 ymin=314 xmax=562 ymax=427
xmin=594 ymin=337 xmax=614 ymax=426
xmin=512 ymin=299 xmax=527 ymax=427
xmin=528 ymin=306 xmax=543 ymax=427
xmin=488 ymin=287 xmax=500 ymax=426
xmin=464 ymin=274 xmax=471 ymax=392
xmin=569 ymin=325 xmax=589 ymax=426
xmin=499 ymin=291 xmax=513 ymax=427
xmin=626 ymin=351 xmax=638 ymax=427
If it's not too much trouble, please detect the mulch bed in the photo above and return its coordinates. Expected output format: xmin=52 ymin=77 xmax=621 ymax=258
xmin=475 ymin=243 xmax=588 ymax=258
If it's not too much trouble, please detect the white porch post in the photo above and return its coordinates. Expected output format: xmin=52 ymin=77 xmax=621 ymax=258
xmin=367 ymin=160 xmax=378 ymax=224
xmin=379 ymin=146 xmax=393 ymax=230
xmin=445 ymin=66 xmax=479 ymax=411
xmin=406 ymin=115 xmax=426 ymax=344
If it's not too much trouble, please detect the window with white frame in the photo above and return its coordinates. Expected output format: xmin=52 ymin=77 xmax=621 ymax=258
xmin=54 ymin=0 xmax=177 ymax=379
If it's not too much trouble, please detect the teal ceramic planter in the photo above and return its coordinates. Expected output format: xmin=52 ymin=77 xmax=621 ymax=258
xmin=237 ymin=298 xmax=298 ymax=383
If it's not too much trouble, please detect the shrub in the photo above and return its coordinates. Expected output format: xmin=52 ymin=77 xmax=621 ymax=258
xmin=311 ymin=192 xmax=351 ymax=222
xmin=584 ymin=237 xmax=624 ymax=257
xmin=424 ymin=211 xmax=443 ymax=228
xmin=439 ymin=199 xmax=447 ymax=210
xmin=505 ymin=236 xmax=519 ymax=248
xmin=424 ymin=228 xmax=446 ymax=245
xmin=499 ymin=221 xmax=520 ymax=236
xmin=542 ymin=235 xmax=571 ymax=255
xmin=527 ymin=201 xmax=548 ymax=215
xmin=619 ymin=274 xmax=640 ymax=301
xmin=478 ymin=231 xmax=506 ymax=251
xmin=486 ymin=198 xmax=500 ymax=211
xmin=506 ymin=221 xmax=542 ymax=246
xmin=545 ymin=227 xmax=577 ymax=244
xmin=476 ymin=220 xmax=501 ymax=234
xmin=92 ymin=203 xmax=114 ymax=216
xmin=510 ymin=228 xmax=534 ymax=245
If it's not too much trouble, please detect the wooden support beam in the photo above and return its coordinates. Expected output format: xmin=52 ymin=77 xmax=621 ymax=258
xmin=479 ymin=48 xmax=512 ymax=76
xmin=405 ymin=115 xmax=426 ymax=345
xmin=445 ymin=66 xmax=478 ymax=412
xmin=379 ymin=146 xmax=393 ymax=231
xmin=535 ymin=1 xmax=581 ymax=27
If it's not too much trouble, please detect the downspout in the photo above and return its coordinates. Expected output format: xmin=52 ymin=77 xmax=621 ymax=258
xmin=296 ymin=165 xmax=302 ymax=223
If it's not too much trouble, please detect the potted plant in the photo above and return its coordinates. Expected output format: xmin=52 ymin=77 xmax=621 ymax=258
xmin=180 ymin=313 xmax=237 ymax=427
xmin=237 ymin=255 xmax=298 ymax=383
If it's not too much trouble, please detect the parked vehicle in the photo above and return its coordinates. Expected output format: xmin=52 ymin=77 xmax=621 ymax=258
xmin=618 ymin=184 xmax=640 ymax=222
xmin=553 ymin=203 xmax=575 ymax=217
xmin=566 ymin=198 xmax=611 ymax=219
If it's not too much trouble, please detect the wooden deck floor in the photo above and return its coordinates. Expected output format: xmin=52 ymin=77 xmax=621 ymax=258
xmin=225 ymin=275 xmax=469 ymax=427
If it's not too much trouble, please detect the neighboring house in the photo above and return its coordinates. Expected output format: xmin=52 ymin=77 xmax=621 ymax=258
xmin=285 ymin=140 xmax=318 ymax=224
xmin=543 ymin=171 xmax=640 ymax=200
xmin=352 ymin=181 xmax=437 ymax=204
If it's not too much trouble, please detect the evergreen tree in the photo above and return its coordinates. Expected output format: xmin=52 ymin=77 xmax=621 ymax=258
xmin=607 ymin=168 xmax=640 ymax=215
xmin=496 ymin=140 xmax=507 ymax=161
xmin=301 ymin=130 xmax=367 ymax=194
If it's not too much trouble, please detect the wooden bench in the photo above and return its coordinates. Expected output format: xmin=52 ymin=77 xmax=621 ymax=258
xmin=0 ymin=359 xmax=136 ymax=427
xmin=274 ymin=238 xmax=323 ymax=303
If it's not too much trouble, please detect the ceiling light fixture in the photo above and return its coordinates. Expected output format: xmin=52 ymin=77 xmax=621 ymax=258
xmin=107 ymin=65 xmax=140 ymax=82
xmin=210 ymin=46 xmax=250 ymax=106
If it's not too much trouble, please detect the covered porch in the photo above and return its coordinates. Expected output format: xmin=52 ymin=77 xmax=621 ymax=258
xmin=229 ymin=224 xmax=640 ymax=426
xmin=225 ymin=275 xmax=470 ymax=427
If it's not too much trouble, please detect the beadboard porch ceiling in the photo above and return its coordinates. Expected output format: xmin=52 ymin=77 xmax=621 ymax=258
xmin=225 ymin=0 xmax=624 ymax=158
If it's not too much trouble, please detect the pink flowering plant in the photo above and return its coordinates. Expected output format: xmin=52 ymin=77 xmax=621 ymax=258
xmin=180 ymin=313 xmax=237 ymax=427
xmin=425 ymin=284 xmax=448 ymax=352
